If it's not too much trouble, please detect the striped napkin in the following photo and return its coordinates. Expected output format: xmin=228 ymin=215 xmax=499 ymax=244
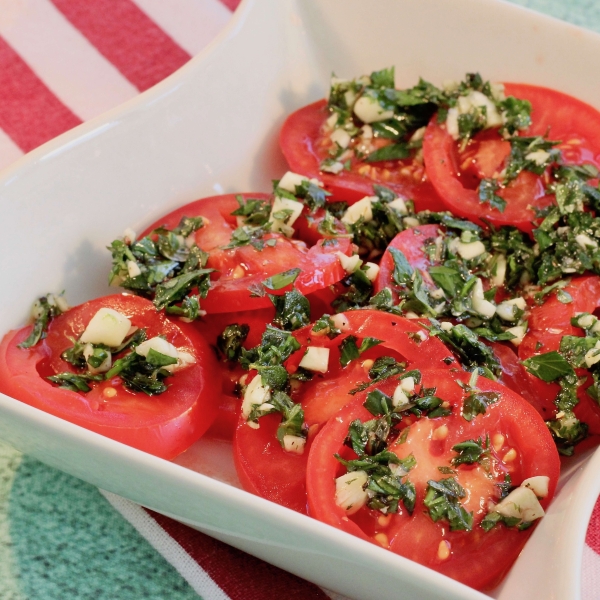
xmin=0 ymin=1 xmax=598 ymax=598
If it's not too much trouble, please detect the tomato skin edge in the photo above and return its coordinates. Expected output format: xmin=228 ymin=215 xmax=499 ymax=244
xmin=0 ymin=294 xmax=222 ymax=460
xmin=306 ymin=369 xmax=560 ymax=591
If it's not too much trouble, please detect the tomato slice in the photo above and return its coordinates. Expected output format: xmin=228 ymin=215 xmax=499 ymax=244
xmin=518 ymin=276 xmax=600 ymax=433
xmin=291 ymin=310 xmax=456 ymax=425
xmin=194 ymin=307 xmax=273 ymax=440
xmin=0 ymin=294 xmax=220 ymax=459
xmin=306 ymin=369 xmax=560 ymax=591
xmin=233 ymin=311 xmax=456 ymax=513
xmin=140 ymin=193 xmax=350 ymax=313
xmin=422 ymin=83 xmax=600 ymax=233
xmin=233 ymin=410 xmax=312 ymax=514
xmin=280 ymin=99 xmax=447 ymax=211
xmin=374 ymin=224 xmax=441 ymax=297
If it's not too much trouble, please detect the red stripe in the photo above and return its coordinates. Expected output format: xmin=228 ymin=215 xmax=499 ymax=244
xmin=50 ymin=0 xmax=191 ymax=92
xmin=0 ymin=36 xmax=82 ymax=153
xmin=219 ymin=0 xmax=242 ymax=11
xmin=586 ymin=496 xmax=600 ymax=555
xmin=146 ymin=510 xmax=330 ymax=600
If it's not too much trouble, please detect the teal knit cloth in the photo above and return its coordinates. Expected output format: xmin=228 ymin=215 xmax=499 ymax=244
xmin=508 ymin=0 xmax=600 ymax=32
xmin=0 ymin=443 xmax=199 ymax=599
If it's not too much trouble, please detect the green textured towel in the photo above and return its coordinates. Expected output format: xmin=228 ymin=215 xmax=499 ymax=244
xmin=0 ymin=441 xmax=199 ymax=600
xmin=508 ymin=0 xmax=600 ymax=33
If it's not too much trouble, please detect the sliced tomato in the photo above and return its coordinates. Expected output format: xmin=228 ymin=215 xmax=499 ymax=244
xmin=292 ymin=208 xmax=349 ymax=246
xmin=233 ymin=410 xmax=312 ymax=514
xmin=0 ymin=294 xmax=220 ymax=459
xmin=307 ymin=369 xmax=560 ymax=591
xmin=374 ymin=224 xmax=441 ymax=297
xmin=280 ymin=99 xmax=447 ymax=211
xmin=422 ymin=84 xmax=600 ymax=233
xmin=518 ymin=276 xmax=600 ymax=432
xmin=233 ymin=311 xmax=456 ymax=513
xmin=140 ymin=193 xmax=351 ymax=313
xmin=291 ymin=310 xmax=456 ymax=426
xmin=194 ymin=307 xmax=273 ymax=440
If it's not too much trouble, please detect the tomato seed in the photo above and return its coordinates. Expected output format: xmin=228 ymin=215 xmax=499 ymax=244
xmin=432 ymin=424 xmax=449 ymax=441
xmin=103 ymin=387 xmax=117 ymax=398
xmin=232 ymin=265 xmax=246 ymax=279
xmin=438 ymin=540 xmax=451 ymax=561
xmin=492 ymin=433 xmax=505 ymax=452
xmin=378 ymin=514 xmax=392 ymax=528
xmin=503 ymin=448 xmax=517 ymax=462
xmin=374 ymin=533 xmax=389 ymax=548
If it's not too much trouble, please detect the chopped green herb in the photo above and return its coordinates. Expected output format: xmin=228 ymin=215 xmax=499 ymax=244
xmin=424 ymin=477 xmax=473 ymax=531
xmin=262 ymin=268 xmax=301 ymax=291
xmin=18 ymin=294 xmax=67 ymax=349
xmin=217 ymin=324 xmax=250 ymax=361
xmin=522 ymin=351 xmax=575 ymax=382
xmin=338 ymin=335 xmax=383 ymax=367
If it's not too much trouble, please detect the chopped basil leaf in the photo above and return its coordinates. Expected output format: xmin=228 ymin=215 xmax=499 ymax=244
xmin=47 ymin=372 xmax=104 ymax=393
xmin=230 ymin=195 xmax=271 ymax=225
xmin=522 ymin=351 xmax=575 ymax=382
xmin=365 ymin=143 xmax=410 ymax=163
xmin=269 ymin=288 xmax=311 ymax=331
xmin=19 ymin=294 xmax=67 ymax=349
xmin=363 ymin=388 xmax=395 ymax=416
xmin=262 ymin=268 xmax=301 ymax=291
xmin=338 ymin=335 xmax=383 ymax=367
xmin=108 ymin=217 xmax=212 ymax=319
xmin=462 ymin=388 xmax=499 ymax=421
xmin=389 ymin=247 xmax=414 ymax=286
xmin=424 ymin=477 xmax=473 ymax=531
xmin=478 ymin=178 xmax=506 ymax=213
xmin=217 ymin=324 xmax=250 ymax=361
xmin=331 ymin=269 xmax=374 ymax=312
xmin=146 ymin=348 xmax=178 ymax=367
xmin=311 ymin=314 xmax=341 ymax=339
xmin=451 ymin=437 xmax=490 ymax=466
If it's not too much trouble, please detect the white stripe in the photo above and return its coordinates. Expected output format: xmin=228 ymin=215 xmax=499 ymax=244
xmin=0 ymin=129 xmax=24 ymax=172
xmin=582 ymin=543 xmax=600 ymax=600
xmin=0 ymin=0 xmax=138 ymax=121
xmin=100 ymin=490 xmax=232 ymax=600
xmin=131 ymin=0 xmax=231 ymax=56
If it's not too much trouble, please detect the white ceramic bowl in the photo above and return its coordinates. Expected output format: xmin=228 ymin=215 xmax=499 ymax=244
xmin=1 ymin=0 xmax=599 ymax=598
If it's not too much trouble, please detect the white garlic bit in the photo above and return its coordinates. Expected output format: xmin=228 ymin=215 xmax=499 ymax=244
xmin=80 ymin=308 xmax=132 ymax=347
xmin=242 ymin=374 xmax=271 ymax=420
xmin=299 ymin=346 xmax=330 ymax=373
xmin=335 ymin=470 xmax=369 ymax=515
xmin=282 ymin=435 xmax=306 ymax=455
xmin=521 ymin=476 xmax=550 ymax=499
xmin=493 ymin=486 xmax=545 ymax=524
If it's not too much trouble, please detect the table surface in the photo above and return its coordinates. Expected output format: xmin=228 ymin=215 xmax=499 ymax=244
xmin=0 ymin=1 xmax=599 ymax=599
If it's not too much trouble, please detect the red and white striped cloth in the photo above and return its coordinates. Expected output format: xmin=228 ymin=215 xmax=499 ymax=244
xmin=0 ymin=1 xmax=599 ymax=598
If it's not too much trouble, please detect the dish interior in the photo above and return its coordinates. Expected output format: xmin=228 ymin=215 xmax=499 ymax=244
xmin=0 ymin=1 xmax=600 ymax=599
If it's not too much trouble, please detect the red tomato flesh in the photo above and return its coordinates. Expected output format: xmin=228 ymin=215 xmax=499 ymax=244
xmin=422 ymin=83 xmax=600 ymax=233
xmin=140 ymin=193 xmax=350 ymax=313
xmin=0 ymin=294 xmax=220 ymax=459
xmin=233 ymin=311 xmax=456 ymax=513
xmin=280 ymin=99 xmax=447 ymax=211
xmin=307 ymin=369 xmax=560 ymax=591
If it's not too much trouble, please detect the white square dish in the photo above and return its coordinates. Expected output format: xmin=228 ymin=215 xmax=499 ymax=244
xmin=1 ymin=0 xmax=600 ymax=598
